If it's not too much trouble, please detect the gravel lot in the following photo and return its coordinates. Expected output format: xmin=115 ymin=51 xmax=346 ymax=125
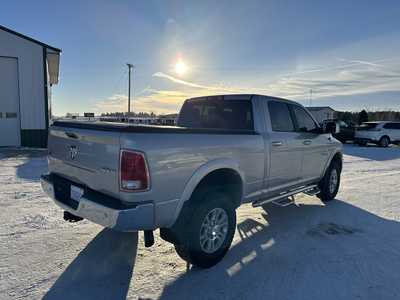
xmin=1 ymin=144 xmax=400 ymax=300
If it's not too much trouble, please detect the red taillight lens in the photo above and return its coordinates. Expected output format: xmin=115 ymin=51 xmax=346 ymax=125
xmin=120 ymin=150 xmax=149 ymax=191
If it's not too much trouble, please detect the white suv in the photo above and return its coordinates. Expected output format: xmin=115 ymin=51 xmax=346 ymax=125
xmin=355 ymin=121 xmax=400 ymax=147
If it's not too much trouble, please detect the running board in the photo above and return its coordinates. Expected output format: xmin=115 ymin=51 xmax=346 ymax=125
xmin=303 ymin=187 xmax=320 ymax=196
xmin=252 ymin=185 xmax=318 ymax=207
xmin=272 ymin=196 xmax=295 ymax=207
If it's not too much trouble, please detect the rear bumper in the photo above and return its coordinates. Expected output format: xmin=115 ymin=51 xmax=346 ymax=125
xmin=40 ymin=174 xmax=155 ymax=231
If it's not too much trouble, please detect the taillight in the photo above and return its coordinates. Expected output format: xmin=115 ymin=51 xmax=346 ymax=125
xmin=120 ymin=150 xmax=149 ymax=192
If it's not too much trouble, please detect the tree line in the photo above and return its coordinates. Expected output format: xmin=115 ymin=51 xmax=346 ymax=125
xmin=336 ymin=110 xmax=400 ymax=125
xmin=101 ymin=112 xmax=157 ymax=117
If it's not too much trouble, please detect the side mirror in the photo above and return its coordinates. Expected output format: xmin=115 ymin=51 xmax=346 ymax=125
xmin=324 ymin=121 xmax=339 ymax=134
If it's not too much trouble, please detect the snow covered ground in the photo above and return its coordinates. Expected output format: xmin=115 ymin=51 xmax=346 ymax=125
xmin=1 ymin=144 xmax=400 ymax=300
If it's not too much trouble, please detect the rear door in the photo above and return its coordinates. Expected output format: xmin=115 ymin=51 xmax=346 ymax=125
xmin=394 ymin=123 xmax=400 ymax=141
xmin=265 ymin=100 xmax=303 ymax=191
xmin=289 ymin=104 xmax=330 ymax=181
xmin=384 ymin=123 xmax=400 ymax=141
xmin=390 ymin=123 xmax=400 ymax=141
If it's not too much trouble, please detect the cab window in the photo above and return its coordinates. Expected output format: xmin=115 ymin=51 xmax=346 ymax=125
xmin=268 ymin=101 xmax=295 ymax=132
xmin=291 ymin=105 xmax=318 ymax=133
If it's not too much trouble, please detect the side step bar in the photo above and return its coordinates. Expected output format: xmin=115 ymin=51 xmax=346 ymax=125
xmin=272 ymin=196 xmax=295 ymax=207
xmin=252 ymin=185 xmax=318 ymax=208
xmin=303 ymin=186 xmax=321 ymax=196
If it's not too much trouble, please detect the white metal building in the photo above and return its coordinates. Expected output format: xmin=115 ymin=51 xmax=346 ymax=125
xmin=0 ymin=25 xmax=61 ymax=147
xmin=306 ymin=106 xmax=336 ymax=123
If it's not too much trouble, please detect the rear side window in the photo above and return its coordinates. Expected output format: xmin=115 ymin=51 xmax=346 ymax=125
xmin=383 ymin=123 xmax=393 ymax=129
xmin=291 ymin=105 xmax=318 ymax=133
xmin=383 ymin=123 xmax=400 ymax=129
xmin=178 ymin=98 xmax=253 ymax=130
xmin=268 ymin=101 xmax=295 ymax=132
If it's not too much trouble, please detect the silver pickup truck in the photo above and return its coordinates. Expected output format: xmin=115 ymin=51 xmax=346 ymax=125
xmin=41 ymin=94 xmax=342 ymax=268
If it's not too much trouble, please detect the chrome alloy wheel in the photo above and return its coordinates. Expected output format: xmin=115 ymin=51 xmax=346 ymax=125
xmin=199 ymin=208 xmax=229 ymax=253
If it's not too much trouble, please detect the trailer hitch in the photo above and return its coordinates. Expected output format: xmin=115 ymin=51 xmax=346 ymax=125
xmin=63 ymin=211 xmax=83 ymax=222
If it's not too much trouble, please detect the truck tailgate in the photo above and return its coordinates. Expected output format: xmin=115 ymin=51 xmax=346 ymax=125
xmin=48 ymin=126 xmax=121 ymax=198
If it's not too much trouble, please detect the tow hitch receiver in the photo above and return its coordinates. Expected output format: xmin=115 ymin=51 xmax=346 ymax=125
xmin=63 ymin=211 xmax=83 ymax=222
xmin=144 ymin=230 xmax=155 ymax=247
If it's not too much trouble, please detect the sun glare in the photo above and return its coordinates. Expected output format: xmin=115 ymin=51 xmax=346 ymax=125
xmin=175 ymin=59 xmax=187 ymax=75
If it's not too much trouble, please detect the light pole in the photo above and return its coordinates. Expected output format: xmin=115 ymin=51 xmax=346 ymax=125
xmin=127 ymin=63 xmax=134 ymax=114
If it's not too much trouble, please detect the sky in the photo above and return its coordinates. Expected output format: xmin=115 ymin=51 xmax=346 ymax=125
xmin=2 ymin=0 xmax=400 ymax=115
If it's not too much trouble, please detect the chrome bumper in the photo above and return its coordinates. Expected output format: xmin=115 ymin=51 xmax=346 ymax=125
xmin=40 ymin=175 xmax=155 ymax=231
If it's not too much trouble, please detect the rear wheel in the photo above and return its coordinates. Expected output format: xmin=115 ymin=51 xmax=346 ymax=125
xmin=317 ymin=161 xmax=341 ymax=202
xmin=379 ymin=136 xmax=390 ymax=148
xmin=173 ymin=189 xmax=236 ymax=268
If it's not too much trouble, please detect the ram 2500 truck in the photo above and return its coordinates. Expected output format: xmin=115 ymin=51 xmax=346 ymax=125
xmin=41 ymin=94 xmax=342 ymax=268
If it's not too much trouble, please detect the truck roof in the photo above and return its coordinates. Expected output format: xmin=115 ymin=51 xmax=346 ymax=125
xmin=186 ymin=94 xmax=300 ymax=105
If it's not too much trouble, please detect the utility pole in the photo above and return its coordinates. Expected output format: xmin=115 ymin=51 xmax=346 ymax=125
xmin=309 ymin=89 xmax=313 ymax=106
xmin=127 ymin=63 xmax=134 ymax=114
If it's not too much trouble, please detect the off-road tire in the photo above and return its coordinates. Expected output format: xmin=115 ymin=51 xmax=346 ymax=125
xmin=173 ymin=189 xmax=236 ymax=268
xmin=317 ymin=161 xmax=341 ymax=202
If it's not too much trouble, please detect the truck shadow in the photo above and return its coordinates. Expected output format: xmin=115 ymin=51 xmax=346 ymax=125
xmin=0 ymin=148 xmax=47 ymax=181
xmin=16 ymin=157 xmax=48 ymax=181
xmin=343 ymin=144 xmax=400 ymax=161
xmin=159 ymin=199 xmax=400 ymax=300
xmin=43 ymin=228 xmax=138 ymax=300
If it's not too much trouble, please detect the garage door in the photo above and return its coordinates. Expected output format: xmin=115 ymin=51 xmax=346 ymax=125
xmin=0 ymin=57 xmax=20 ymax=147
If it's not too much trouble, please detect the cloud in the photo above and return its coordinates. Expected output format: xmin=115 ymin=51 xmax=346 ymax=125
xmin=337 ymin=58 xmax=384 ymax=68
xmin=161 ymin=57 xmax=400 ymax=99
xmin=94 ymin=90 xmax=190 ymax=114
xmin=152 ymin=72 xmax=272 ymax=95
xmin=96 ymin=57 xmax=400 ymax=114
xmin=94 ymin=94 xmax=128 ymax=113
xmin=153 ymin=72 xmax=211 ymax=89
xmin=152 ymin=72 xmax=241 ymax=93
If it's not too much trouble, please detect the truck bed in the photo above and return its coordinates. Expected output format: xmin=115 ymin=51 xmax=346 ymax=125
xmin=48 ymin=120 xmax=265 ymax=210
xmin=52 ymin=120 xmax=258 ymax=135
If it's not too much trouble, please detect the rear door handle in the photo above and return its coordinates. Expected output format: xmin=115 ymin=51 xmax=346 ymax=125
xmin=303 ymin=140 xmax=312 ymax=145
xmin=272 ymin=141 xmax=283 ymax=147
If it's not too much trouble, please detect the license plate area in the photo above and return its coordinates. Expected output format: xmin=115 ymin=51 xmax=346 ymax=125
xmin=70 ymin=185 xmax=84 ymax=202
xmin=52 ymin=175 xmax=83 ymax=210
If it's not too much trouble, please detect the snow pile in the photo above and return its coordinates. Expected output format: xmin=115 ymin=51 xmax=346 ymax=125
xmin=1 ymin=145 xmax=400 ymax=299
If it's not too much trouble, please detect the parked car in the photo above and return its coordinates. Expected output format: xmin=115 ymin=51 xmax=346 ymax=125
xmin=355 ymin=121 xmax=400 ymax=147
xmin=41 ymin=94 xmax=342 ymax=268
xmin=322 ymin=119 xmax=356 ymax=143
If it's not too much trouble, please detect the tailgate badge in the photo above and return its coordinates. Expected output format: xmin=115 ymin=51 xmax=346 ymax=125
xmin=101 ymin=167 xmax=116 ymax=173
xmin=69 ymin=145 xmax=78 ymax=160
